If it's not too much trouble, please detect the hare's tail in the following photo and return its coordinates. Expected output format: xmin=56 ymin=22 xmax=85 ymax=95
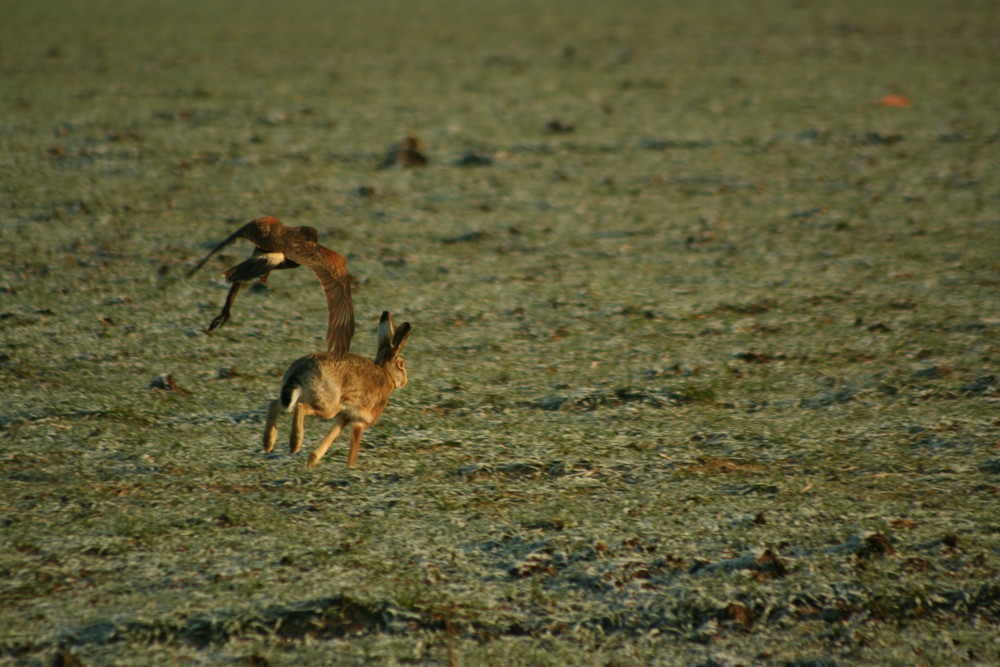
xmin=280 ymin=380 xmax=302 ymax=412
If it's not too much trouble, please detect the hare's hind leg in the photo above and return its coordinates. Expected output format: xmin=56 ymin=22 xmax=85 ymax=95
xmin=290 ymin=402 xmax=309 ymax=454
xmin=263 ymin=400 xmax=282 ymax=452
xmin=347 ymin=423 xmax=367 ymax=468
xmin=308 ymin=414 xmax=348 ymax=470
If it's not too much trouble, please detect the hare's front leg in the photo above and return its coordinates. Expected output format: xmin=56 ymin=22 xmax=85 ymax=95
xmin=346 ymin=423 xmax=367 ymax=469
xmin=308 ymin=414 xmax=348 ymax=470
xmin=263 ymin=400 xmax=282 ymax=452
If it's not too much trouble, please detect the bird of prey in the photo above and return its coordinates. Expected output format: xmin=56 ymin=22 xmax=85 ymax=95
xmin=188 ymin=216 xmax=355 ymax=357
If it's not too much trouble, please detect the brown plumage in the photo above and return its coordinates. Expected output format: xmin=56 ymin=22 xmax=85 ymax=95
xmin=188 ymin=216 xmax=355 ymax=357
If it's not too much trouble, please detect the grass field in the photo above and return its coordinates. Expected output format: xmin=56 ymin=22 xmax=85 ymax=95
xmin=2 ymin=0 xmax=999 ymax=664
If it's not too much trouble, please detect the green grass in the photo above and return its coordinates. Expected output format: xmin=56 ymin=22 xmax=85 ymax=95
xmin=2 ymin=0 xmax=999 ymax=664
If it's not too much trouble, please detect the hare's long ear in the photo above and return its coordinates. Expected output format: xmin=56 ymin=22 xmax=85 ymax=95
xmin=375 ymin=311 xmax=395 ymax=363
xmin=377 ymin=311 xmax=394 ymax=346
xmin=391 ymin=322 xmax=411 ymax=353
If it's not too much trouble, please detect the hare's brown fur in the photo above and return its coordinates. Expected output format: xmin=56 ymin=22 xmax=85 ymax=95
xmin=262 ymin=312 xmax=410 ymax=469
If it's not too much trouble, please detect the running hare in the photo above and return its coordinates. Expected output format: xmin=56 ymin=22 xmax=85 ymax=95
xmin=263 ymin=311 xmax=411 ymax=469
